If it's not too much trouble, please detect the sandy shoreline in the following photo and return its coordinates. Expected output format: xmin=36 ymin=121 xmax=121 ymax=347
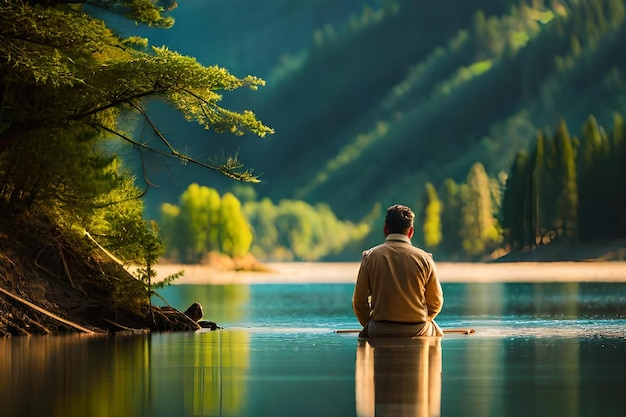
xmin=153 ymin=261 xmax=626 ymax=285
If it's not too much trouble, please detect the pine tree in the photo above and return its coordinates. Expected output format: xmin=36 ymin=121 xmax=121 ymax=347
xmin=501 ymin=151 xmax=533 ymax=249
xmin=460 ymin=162 xmax=500 ymax=258
xmin=578 ymin=115 xmax=611 ymax=238
xmin=553 ymin=120 xmax=578 ymax=240
xmin=612 ymin=113 xmax=626 ymax=236
xmin=0 ymin=5 xmax=271 ymax=194
xmin=440 ymin=178 xmax=463 ymax=257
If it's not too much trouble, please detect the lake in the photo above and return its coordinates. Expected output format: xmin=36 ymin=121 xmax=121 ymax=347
xmin=2 ymin=263 xmax=626 ymax=417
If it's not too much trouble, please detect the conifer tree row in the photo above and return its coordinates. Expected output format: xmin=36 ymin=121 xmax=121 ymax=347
xmin=501 ymin=114 xmax=626 ymax=250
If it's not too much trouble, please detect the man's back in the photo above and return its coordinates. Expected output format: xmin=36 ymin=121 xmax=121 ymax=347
xmin=354 ymin=234 xmax=443 ymax=325
xmin=364 ymin=236 xmax=437 ymax=323
xmin=352 ymin=204 xmax=444 ymax=338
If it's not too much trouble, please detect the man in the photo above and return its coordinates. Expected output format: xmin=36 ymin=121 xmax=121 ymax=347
xmin=352 ymin=204 xmax=444 ymax=337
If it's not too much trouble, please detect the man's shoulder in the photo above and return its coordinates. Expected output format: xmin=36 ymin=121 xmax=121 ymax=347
xmin=364 ymin=241 xmax=431 ymax=257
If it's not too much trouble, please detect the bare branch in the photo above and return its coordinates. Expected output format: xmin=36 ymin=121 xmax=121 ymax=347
xmin=92 ymin=122 xmax=260 ymax=183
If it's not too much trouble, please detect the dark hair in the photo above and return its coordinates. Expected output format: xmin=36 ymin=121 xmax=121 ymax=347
xmin=385 ymin=204 xmax=415 ymax=233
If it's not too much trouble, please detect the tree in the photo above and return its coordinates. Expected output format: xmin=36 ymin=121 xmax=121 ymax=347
xmin=422 ymin=182 xmax=442 ymax=250
xmin=160 ymin=184 xmax=223 ymax=263
xmin=501 ymin=150 xmax=534 ymax=249
xmin=243 ymin=197 xmax=279 ymax=259
xmin=459 ymin=162 xmax=501 ymax=258
xmin=178 ymin=184 xmax=221 ymax=262
xmin=0 ymin=1 xmax=272 ymax=168
xmin=612 ymin=112 xmax=626 ymax=236
xmin=243 ymin=198 xmax=369 ymax=261
xmin=578 ymin=114 xmax=611 ymax=238
xmin=219 ymin=192 xmax=253 ymax=257
xmin=0 ymin=0 xmax=272 ymax=266
xmin=439 ymin=178 xmax=463 ymax=257
xmin=530 ymin=131 xmax=549 ymax=244
xmin=553 ymin=120 xmax=578 ymax=239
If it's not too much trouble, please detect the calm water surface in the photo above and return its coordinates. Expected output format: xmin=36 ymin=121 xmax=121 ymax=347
xmin=2 ymin=272 xmax=626 ymax=417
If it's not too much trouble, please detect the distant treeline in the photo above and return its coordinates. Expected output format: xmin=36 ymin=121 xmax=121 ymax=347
xmin=502 ymin=113 xmax=626 ymax=249
xmin=159 ymin=184 xmax=371 ymax=263
xmin=159 ymin=114 xmax=626 ymax=262
xmin=416 ymin=113 xmax=626 ymax=260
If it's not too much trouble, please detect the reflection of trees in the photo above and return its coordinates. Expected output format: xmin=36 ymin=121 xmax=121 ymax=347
xmin=355 ymin=337 xmax=442 ymax=417
xmin=151 ymin=330 xmax=250 ymax=416
xmin=0 ymin=334 xmax=150 ymax=417
xmin=1 ymin=330 xmax=250 ymax=417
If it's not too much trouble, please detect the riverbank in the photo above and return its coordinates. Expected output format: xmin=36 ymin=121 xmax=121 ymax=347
xmin=0 ymin=215 xmax=198 ymax=336
xmin=155 ymin=261 xmax=626 ymax=285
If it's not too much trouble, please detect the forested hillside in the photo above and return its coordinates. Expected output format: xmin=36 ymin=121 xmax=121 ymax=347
xmin=138 ymin=0 xmax=626 ymax=236
xmin=247 ymin=0 xmax=625 ymax=219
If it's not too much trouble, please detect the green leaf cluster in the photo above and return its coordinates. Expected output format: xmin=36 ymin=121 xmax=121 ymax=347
xmin=159 ymin=183 xmax=371 ymax=263
xmin=0 ymin=0 xmax=272 ymax=307
xmin=160 ymin=184 xmax=253 ymax=262
xmin=244 ymin=198 xmax=371 ymax=261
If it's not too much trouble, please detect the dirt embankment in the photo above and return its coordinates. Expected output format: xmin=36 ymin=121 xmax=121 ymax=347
xmin=0 ymin=214 xmax=197 ymax=337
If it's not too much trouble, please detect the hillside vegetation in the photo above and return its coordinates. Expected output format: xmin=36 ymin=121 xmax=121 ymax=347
xmin=238 ymin=0 xmax=626 ymax=221
xmin=117 ymin=0 xmax=626 ymax=261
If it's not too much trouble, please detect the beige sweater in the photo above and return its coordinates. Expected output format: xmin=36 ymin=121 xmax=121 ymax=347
xmin=352 ymin=234 xmax=444 ymax=327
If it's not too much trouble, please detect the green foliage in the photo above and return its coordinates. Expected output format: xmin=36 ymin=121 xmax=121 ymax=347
xmin=501 ymin=150 xmax=534 ymax=249
xmin=242 ymin=197 xmax=279 ymax=258
xmin=439 ymin=178 xmax=464 ymax=257
xmin=244 ymin=199 xmax=370 ymax=261
xmin=1 ymin=0 xmax=272 ymax=187
xmin=554 ymin=120 xmax=578 ymax=239
xmin=159 ymin=184 xmax=370 ymax=262
xmin=160 ymin=183 xmax=221 ymax=263
xmin=219 ymin=192 xmax=253 ymax=257
xmin=207 ymin=0 xmax=626 ymax=227
xmin=458 ymin=163 xmax=502 ymax=258
xmin=158 ymin=184 xmax=256 ymax=261
xmin=411 ymin=163 xmax=504 ymax=261
xmin=422 ymin=183 xmax=442 ymax=249
xmin=0 ymin=0 xmax=272 ymax=311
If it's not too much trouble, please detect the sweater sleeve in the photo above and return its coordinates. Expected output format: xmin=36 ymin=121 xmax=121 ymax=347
xmin=352 ymin=252 xmax=372 ymax=326
xmin=425 ymin=259 xmax=444 ymax=320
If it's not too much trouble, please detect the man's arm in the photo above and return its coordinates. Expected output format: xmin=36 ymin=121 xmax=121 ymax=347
xmin=352 ymin=256 xmax=372 ymax=327
xmin=425 ymin=261 xmax=444 ymax=320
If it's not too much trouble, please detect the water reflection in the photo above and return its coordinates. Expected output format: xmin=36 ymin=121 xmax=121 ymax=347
xmin=4 ymin=281 xmax=626 ymax=417
xmin=442 ymin=336 xmax=626 ymax=417
xmin=0 ymin=330 xmax=249 ymax=417
xmin=356 ymin=337 xmax=442 ymax=417
xmin=442 ymin=282 xmax=626 ymax=320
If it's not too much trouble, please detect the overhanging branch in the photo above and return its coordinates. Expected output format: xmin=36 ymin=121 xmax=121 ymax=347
xmin=93 ymin=122 xmax=260 ymax=183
